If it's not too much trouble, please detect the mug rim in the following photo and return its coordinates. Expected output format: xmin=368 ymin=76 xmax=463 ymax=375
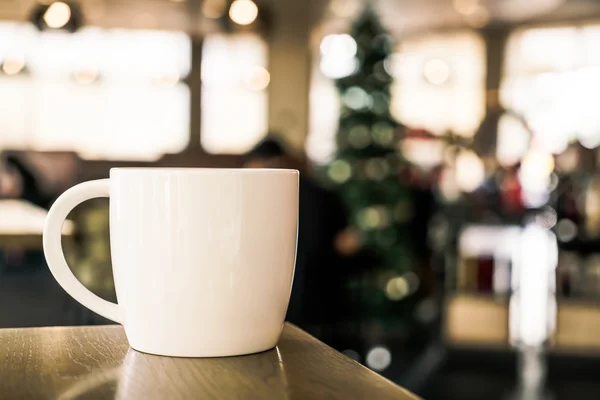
xmin=110 ymin=167 xmax=299 ymax=174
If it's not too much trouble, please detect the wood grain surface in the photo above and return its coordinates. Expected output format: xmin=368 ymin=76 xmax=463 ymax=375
xmin=0 ymin=323 xmax=419 ymax=400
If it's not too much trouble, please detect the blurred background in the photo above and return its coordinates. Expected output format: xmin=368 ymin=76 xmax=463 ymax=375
xmin=2 ymin=0 xmax=600 ymax=398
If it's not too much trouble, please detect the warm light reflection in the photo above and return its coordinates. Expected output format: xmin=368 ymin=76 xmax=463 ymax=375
xmin=496 ymin=113 xmax=530 ymax=166
xmin=229 ymin=0 xmax=258 ymax=25
xmin=519 ymin=150 xmax=554 ymax=208
xmin=244 ymin=66 xmax=270 ymax=91
xmin=43 ymin=2 xmax=72 ymax=29
xmin=72 ymin=70 xmax=98 ymax=85
xmin=400 ymin=138 xmax=445 ymax=169
xmin=519 ymin=150 xmax=554 ymax=186
xmin=2 ymin=56 xmax=25 ymax=75
xmin=439 ymin=167 xmax=461 ymax=202
xmin=455 ymin=150 xmax=485 ymax=192
xmin=423 ymin=58 xmax=450 ymax=85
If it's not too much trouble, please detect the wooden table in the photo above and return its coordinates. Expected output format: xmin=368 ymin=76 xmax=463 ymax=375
xmin=0 ymin=200 xmax=73 ymax=249
xmin=0 ymin=324 xmax=419 ymax=400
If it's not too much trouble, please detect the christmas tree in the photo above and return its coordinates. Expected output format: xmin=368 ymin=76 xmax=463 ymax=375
xmin=326 ymin=9 xmax=418 ymax=329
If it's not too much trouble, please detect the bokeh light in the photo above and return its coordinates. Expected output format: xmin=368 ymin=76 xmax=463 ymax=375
xmin=343 ymin=87 xmax=372 ymax=110
xmin=320 ymin=34 xmax=357 ymax=59
xmin=43 ymin=2 xmax=72 ymax=29
xmin=244 ymin=66 xmax=270 ymax=91
xmin=455 ymin=150 xmax=485 ymax=192
xmin=364 ymin=158 xmax=389 ymax=181
xmin=423 ymin=58 xmax=450 ymax=85
xmin=229 ymin=0 xmax=258 ymax=26
xmin=385 ymin=272 xmax=419 ymax=301
xmin=371 ymin=122 xmax=394 ymax=146
xmin=438 ymin=167 xmax=461 ymax=202
xmin=366 ymin=346 xmax=392 ymax=371
xmin=320 ymin=34 xmax=358 ymax=79
xmin=535 ymin=206 xmax=558 ymax=230
xmin=73 ymin=70 xmax=99 ymax=85
xmin=519 ymin=150 xmax=555 ymax=207
xmin=555 ymin=219 xmax=577 ymax=242
xmin=414 ymin=298 xmax=439 ymax=323
xmin=1 ymin=56 xmax=25 ymax=75
xmin=328 ymin=159 xmax=352 ymax=183
xmin=385 ymin=276 xmax=409 ymax=300
xmin=347 ymin=125 xmax=371 ymax=149
xmin=357 ymin=206 xmax=390 ymax=230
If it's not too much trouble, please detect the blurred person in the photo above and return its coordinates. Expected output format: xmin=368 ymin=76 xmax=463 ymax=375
xmin=245 ymin=137 xmax=349 ymax=331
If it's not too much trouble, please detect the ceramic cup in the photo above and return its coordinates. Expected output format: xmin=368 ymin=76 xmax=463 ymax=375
xmin=43 ymin=168 xmax=299 ymax=357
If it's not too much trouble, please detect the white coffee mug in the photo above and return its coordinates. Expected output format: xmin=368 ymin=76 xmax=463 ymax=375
xmin=43 ymin=168 xmax=299 ymax=357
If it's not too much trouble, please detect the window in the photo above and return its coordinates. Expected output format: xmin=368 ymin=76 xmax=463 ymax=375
xmin=0 ymin=23 xmax=191 ymax=160
xmin=500 ymin=25 xmax=600 ymax=155
xmin=389 ymin=32 xmax=486 ymax=138
xmin=306 ymin=69 xmax=340 ymax=163
xmin=200 ymin=33 xmax=268 ymax=154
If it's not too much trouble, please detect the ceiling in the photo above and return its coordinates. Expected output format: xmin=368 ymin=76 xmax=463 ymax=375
xmin=1 ymin=0 xmax=600 ymax=37
xmin=376 ymin=0 xmax=600 ymax=35
xmin=0 ymin=0 xmax=216 ymax=35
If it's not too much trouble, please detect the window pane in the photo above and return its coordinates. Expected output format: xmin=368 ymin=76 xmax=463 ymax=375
xmin=0 ymin=23 xmax=190 ymax=160
xmin=201 ymin=33 xmax=268 ymax=154
xmin=305 ymin=70 xmax=340 ymax=163
xmin=504 ymin=27 xmax=578 ymax=75
xmin=390 ymin=32 xmax=486 ymax=137
xmin=500 ymin=25 xmax=600 ymax=154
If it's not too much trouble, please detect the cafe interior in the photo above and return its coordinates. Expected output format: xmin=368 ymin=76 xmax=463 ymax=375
xmin=2 ymin=0 xmax=600 ymax=398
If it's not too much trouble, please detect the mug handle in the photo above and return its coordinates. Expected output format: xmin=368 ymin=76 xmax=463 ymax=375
xmin=43 ymin=179 xmax=123 ymax=324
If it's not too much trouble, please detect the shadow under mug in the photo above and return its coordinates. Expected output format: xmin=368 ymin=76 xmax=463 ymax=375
xmin=43 ymin=168 xmax=299 ymax=357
